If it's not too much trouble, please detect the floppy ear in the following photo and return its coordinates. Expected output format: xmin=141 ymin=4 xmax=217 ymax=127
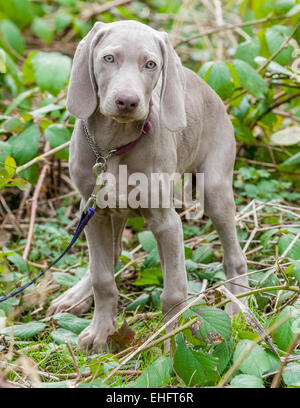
xmin=66 ymin=22 xmax=106 ymax=119
xmin=159 ymin=32 xmax=186 ymax=132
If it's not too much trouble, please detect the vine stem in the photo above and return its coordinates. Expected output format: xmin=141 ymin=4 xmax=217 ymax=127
xmin=216 ymin=285 xmax=300 ymax=309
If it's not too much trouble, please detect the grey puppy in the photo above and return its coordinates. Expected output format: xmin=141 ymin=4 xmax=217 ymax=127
xmin=47 ymin=20 xmax=248 ymax=351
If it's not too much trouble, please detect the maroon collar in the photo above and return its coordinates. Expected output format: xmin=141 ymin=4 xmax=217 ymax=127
xmin=113 ymin=115 xmax=152 ymax=155
xmin=82 ymin=100 xmax=153 ymax=162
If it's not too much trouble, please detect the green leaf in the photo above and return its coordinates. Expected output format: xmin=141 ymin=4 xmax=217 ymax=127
xmin=141 ymin=247 xmax=160 ymax=270
xmin=137 ymin=230 xmax=157 ymax=253
xmin=173 ymin=334 xmax=219 ymax=386
xmin=280 ymin=151 xmax=300 ymax=167
xmin=189 ymin=305 xmax=232 ymax=344
xmin=4 ymin=156 xmax=16 ymax=177
xmin=4 ymin=88 xmax=38 ymax=115
xmin=77 ymin=379 xmax=108 ymax=388
xmin=134 ymin=267 xmax=163 ymax=287
xmin=0 ymin=0 xmax=34 ymax=28
xmin=233 ymin=340 xmax=271 ymax=376
xmin=234 ymin=38 xmax=260 ymax=68
xmin=192 ymin=246 xmax=213 ymax=264
xmin=198 ymin=61 xmax=214 ymax=80
xmin=265 ymin=27 xmax=293 ymax=66
xmin=206 ymin=61 xmax=234 ymax=100
xmin=292 ymin=264 xmax=300 ymax=282
xmin=3 ymin=117 xmax=25 ymax=132
xmin=151 ymin=288 xmax=161 ymax=309
xmin=18 ymin=162 xmax=39 ymax=184
xmin=125 ymin=293 xmax=150 ymax=311
xmin=129 ymin=356 xmax=173 ymax=388
xmin=279 ymin=234 xmax=300 ymax=260
xmin=253 ymin=0 xmax=275 ymax=18
xmin=233 ymin=59 xmax=268 ymax=98
xmin=286 ymin=3 xmax=300 ymax=15
xmin=212 ymin=338 xmax=235 ymax=375
xmin=7 ymin=251 xmax=28 ymax=273
xmin=52 ymin=272 xmax=79 ymax=287
xmin=275 ymin=0 xmax=296 ymax=14
xmin=55 ymin=312 xmax=91 ymax=334
xmin=254 ymin=56 xmax=291 ymax=76
xmin=183 ymin=225 xmax=200 ymax=239
xmin=55 ymin=13 xmax=73 ymax=32
xmin=232 ymin=118 xmax=256 ymax=144
xmin=0 ymin=168 xmax=9 ymax=189
xmin=0 ymin=20 xmax=25 ymax=55
xmin=32 ymin=52 xmax=72 ymax=96
xmin=282 ymin=362 xmax=300 ymax=386
xmin=0 ymin=322 xmax=46 ymax=338
xmin=41 ymin=381 xmax=69 ymax=388
xmin=250 ymin=270 xmax=280 ymax=309
xmin=12 ymin=177 xmax=31 ymax=191
xmin=272 ymin=306 xmax=300 ymax=351
xmin=22 ymin=51 xmax=37 ymax=84
xmin=0 ymin=141 xmax=12 ymax=164
xmin=260 ymin=229 xmax=279 ymax=248
xmin=51 ymin=328 xmax=78 ymax=345
xmin=187 ymin=280 xmax=203 ymax=294
xmin=8 ymin=124 xmax=40 ymax=165
xmin=45 ymin=124 xmax=71 ymax=160
xmin=32 ymin=18 xmax=53 ymax=45
xmin=271 ymin=126 xmax=300 ymax=146
xmin=127 ymin=217 xmax=145 ymax=231
xmin=0 ymin=48 xmax=6 ymax=73
xmin=184 ymin=259 xmax=199 ymax=273
xmin=230 ymin=374 xmax=264 ymax=388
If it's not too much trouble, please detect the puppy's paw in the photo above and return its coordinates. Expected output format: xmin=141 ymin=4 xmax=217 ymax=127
xmin=46 ymin=292 xmax=93 ymax=317
xmin=78 ymin=321 xmax=116 ymax=354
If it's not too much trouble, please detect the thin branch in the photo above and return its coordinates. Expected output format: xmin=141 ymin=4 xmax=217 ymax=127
xmin=65 ymin=340 xmax=80 ymax=385
xmin=0 ymin=194 xmax=24 ymax=235
xmin=79 ymin=0 xmax=134 ymax=21
xmin=257 ymin=22 xmax=300 ymax=74
xmin=218 ymin=285 xmax=280 ymax=359
xmin=175 ymin=14 xmax=291 ymax=46
xmin=22 ymin=143 xmax=50 ymax=262
xmin=16 ymin=141 xmax=70 ymax=174
xmin=250 ymin=90 xmax=300 ymax=129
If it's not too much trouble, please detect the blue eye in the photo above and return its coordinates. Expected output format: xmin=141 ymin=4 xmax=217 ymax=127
xmin=145 ymin=60 xmax=156 ymax=69
xmin=104 ymin=55 xmax=114 ymax=63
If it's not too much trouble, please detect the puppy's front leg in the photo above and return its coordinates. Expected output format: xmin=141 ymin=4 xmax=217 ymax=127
xmin=144 ymin=208 xmax=188 ymax=332
xmin=78 ymin=212 xmax=118 ymax=352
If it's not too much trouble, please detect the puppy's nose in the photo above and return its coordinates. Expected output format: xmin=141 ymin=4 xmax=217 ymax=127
xmin=115 ymin=95 xmax=139 ymax=112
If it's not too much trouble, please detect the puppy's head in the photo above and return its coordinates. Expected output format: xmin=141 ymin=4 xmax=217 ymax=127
xmin=67 ymin=21 xmax=186 ymax=131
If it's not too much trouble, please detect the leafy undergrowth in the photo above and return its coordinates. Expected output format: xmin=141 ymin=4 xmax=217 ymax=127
xmin=0 ymin=198 xmax=300 ymax=388
xmin=0 ymin=0 xmax=300 ymax=389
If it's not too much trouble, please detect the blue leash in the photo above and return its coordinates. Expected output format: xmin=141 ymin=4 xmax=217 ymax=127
xmin=0 ymin=110 xmax=152 ymax=304
xmin=0 ymin=208 xmax=95 ymax=303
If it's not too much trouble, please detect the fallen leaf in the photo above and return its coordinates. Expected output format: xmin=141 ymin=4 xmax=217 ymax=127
xmin=108 ymin=319 xmax=135 ymax=350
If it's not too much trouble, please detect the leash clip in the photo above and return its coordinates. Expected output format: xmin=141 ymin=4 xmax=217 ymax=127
xmin=84 ymin=157 xmax=108 ymax=212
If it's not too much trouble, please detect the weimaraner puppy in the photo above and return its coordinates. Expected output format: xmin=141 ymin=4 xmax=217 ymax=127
xmin=47 ymin=20 xmax=248 ymax=351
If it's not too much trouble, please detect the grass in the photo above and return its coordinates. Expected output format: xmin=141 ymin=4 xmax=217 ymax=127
xmin=0 ymin=192 xmax=299 ymax=388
